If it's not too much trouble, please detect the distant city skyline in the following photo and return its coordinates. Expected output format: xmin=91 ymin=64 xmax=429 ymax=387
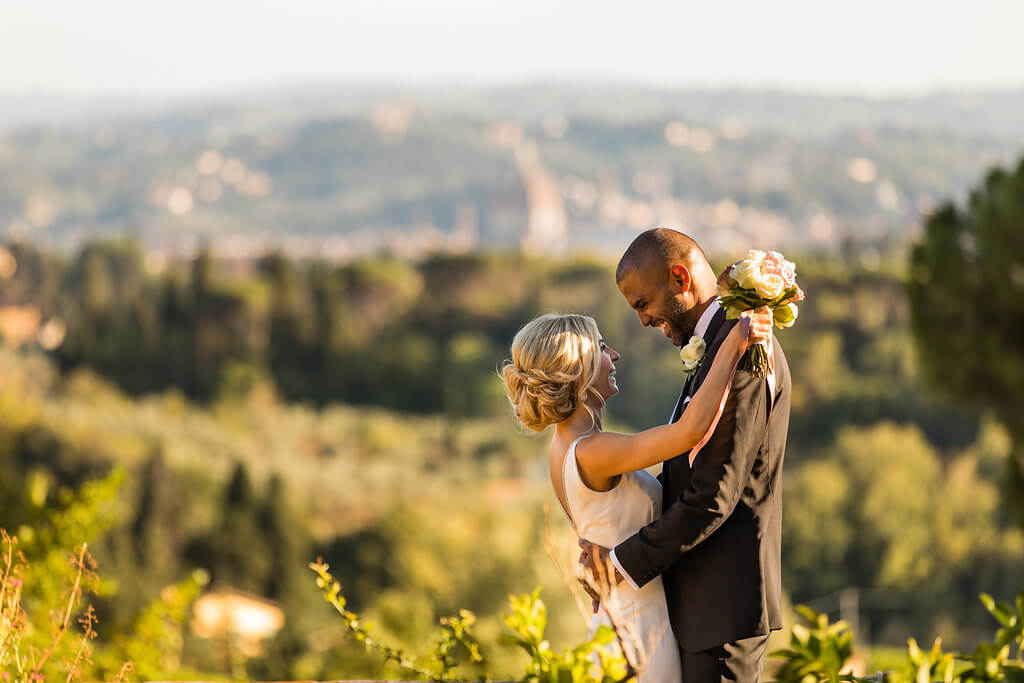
xmin=2 ymin=0 xmax=1023 ymax=97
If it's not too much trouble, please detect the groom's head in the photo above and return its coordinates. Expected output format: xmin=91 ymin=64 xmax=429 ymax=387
xmin=616 ymin=228 xmax=718 ymax=347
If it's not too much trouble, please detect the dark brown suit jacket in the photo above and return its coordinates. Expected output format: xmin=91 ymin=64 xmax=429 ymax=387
xmin=614 ymin=307 xmax=791 ymax=652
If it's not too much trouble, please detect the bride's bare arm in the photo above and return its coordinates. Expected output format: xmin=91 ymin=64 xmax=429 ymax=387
xmin=577 ymin=308 xmax=771 ymax=480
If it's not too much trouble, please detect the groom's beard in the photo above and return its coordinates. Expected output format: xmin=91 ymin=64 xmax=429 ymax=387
xmin=664 ymin=299 xmax=695 ymax=347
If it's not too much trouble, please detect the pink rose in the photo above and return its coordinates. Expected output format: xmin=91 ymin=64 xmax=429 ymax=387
xmin=761 ymin=251 xmax=797 ymax=288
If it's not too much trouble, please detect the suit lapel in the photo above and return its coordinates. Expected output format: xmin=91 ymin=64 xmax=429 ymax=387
xmin=670 ymin=378 xmax=692 ymax=424
xmin=701 ymin=306 xmax=729 ymax=351
xmin=670 ymin=307 xmax=728 ymax=423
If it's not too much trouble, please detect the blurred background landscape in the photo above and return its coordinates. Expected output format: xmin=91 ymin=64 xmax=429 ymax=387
xmin=2 ymin=1 xmax=1023 ymax=680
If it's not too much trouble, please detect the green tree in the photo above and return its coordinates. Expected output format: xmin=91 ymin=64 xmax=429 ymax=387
xmin=257 ymin=473 xmax=307 ymax=604
xmin=907 ymin=156 xmax=1024 ymax=526
xmin=187 ymin=462 xmax=270 ymax=592
xmin=130 ymin=450 xmax=184 ymax=584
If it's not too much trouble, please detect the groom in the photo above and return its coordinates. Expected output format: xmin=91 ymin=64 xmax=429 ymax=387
xmin=581 ymin=228 xmax=791 ymax=682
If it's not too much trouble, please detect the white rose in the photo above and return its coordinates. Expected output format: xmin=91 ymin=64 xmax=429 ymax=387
xmin=731 ymin=259 xmax=761 ymax=290
xmin=680 ymin=335 xmax=705 ymax=361
xmin=746 ymin=249 xmax=767 ymax=262
xmin=754 ymin=273 xmax=785 ymax=301
xmin=680 ymin=335 xmax=706 ymax=373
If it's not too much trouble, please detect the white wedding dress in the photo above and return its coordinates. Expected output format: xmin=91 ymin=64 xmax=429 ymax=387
xmin=561 ymin=437 xmax=682 ymax=683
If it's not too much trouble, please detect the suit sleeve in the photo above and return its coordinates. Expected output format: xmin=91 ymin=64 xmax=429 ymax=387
xmin=613 ymin=366 xmax=767 ymax=589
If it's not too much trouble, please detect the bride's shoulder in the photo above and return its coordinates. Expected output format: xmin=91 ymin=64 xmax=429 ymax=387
xmin=567 ymin=430 xmax=608 ymax=456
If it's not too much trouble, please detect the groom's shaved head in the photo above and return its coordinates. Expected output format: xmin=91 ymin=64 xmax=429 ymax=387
xmin=616 ymin=228 xmax=709 ymax=283
xmin=615 ymin=228 xmax=718 ymax=346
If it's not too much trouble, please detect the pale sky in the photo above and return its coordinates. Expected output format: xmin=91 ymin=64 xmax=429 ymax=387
xmin=2 ymin=0 xmax=1022 ymax=96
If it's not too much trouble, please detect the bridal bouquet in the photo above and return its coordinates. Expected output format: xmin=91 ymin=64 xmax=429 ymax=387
xmin=716 ymin=250 xmax=804 ymax=377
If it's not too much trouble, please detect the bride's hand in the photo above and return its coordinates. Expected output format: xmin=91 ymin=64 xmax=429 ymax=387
xmin=727 ymin=306 xmax=773 ymax=354
xmin=743 ymin=306 xmax=774 ymax=347
xmin=723 ymin=306 xmax=773 ymax=356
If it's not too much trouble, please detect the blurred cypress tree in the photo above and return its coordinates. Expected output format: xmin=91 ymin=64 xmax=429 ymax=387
xmin=257 ymin=473 xmax=307 ymax=604
xmin=131 ymin=449 xmax=184 ymax=583
xmin=908 ymin=155 xmax=1024 ymax=525
xmin=261 ymin=251 xmax=317 ymax=401
xmin=187 ymin=461 xmax=270 ymax=592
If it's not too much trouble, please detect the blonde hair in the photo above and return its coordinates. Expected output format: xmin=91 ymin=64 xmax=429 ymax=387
xmin=500 ymin=313 xmax=603 ymax=432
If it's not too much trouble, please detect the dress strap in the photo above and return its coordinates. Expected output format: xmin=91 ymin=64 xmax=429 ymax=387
xmin=554 ymin=437 xmax=581 ymax=531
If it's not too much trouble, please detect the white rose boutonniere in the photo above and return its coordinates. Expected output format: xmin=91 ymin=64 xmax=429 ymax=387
xmin=680 ymin=335 xmax=706 ymax=377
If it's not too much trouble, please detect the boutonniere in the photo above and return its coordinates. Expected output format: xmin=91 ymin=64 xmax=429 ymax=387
xmin=680 ymin=335 xmax=706 ymax=378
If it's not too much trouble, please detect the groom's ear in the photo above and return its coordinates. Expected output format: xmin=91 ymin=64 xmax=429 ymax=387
xmin=669 ymin=264 xmax=692 ymax=293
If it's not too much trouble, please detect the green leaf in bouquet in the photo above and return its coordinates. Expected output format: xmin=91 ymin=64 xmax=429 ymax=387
xmin=770 ymin=285 xmax=799 ymax=307
xmin=772 ymin=304 xmax=796 ymax=326
xmin=735 ymin=292 xmax=767 ymax=307
xmin=720 ymin=286 xmax=765 ymax=308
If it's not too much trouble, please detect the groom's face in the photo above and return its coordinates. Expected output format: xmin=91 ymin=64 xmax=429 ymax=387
xmin=617 ymin=265 xmax=694 ymax=347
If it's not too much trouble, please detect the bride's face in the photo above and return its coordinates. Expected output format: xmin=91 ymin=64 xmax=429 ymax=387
xmin=593 ymin=336 xmax=621 ymax=401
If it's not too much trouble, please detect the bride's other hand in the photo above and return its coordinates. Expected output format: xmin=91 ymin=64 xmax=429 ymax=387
xmin=742 ymin=306 xmax=773 ymax=346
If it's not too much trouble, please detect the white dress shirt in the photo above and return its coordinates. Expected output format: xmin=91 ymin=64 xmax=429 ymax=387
xmin=609 ymin=299 xmax=720 ymax=590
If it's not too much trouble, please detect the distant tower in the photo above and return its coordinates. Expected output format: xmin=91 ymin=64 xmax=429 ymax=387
xmin=484 ymin=134 xmax=568 ymax=255
xmin=515 ymin=141 xmax=569 ymax=255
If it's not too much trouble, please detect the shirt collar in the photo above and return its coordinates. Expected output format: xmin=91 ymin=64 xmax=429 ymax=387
xmin=693 ymin=298 xmax=720 ymax=340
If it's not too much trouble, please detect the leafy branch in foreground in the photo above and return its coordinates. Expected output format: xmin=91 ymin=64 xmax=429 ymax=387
xmin=771 ymin=588 xmax=1024 ymax=683
xmin=0 ymin=531 xmax=98 ymax=683
xmin=499 ymin=588 xmax=631 ymax=683
xmin=310 ymin=559 xmax=632 ymax=682
xmin=771 ymin=605 xmax=853 ymax=683
xmin=3 ymin=469 xmax=208 ymax=683
xmin=309 ymin=558 xmax=478 ymax=680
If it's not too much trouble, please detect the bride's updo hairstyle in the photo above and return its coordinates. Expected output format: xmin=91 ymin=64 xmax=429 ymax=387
xmin=501 ymin=313 xmax=603 ymax=432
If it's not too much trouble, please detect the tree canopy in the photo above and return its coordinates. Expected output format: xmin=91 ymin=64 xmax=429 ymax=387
xmin=908 ymin=155 xmax=1024 ymax=524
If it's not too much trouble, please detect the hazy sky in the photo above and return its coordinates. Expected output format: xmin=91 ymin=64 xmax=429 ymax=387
xmin=2 ymin=0 xmax=1022 ymax=96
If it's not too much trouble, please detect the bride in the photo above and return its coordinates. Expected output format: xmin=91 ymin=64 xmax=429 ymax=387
xmin=501 ymin=308 xmax=772 ymax=682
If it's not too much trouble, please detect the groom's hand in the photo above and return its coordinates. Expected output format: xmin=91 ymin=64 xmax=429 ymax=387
xmin=578 ymin=539 xmax=623 ymax=612
xmin=577 ymin=539 xmax=601 ymax=612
